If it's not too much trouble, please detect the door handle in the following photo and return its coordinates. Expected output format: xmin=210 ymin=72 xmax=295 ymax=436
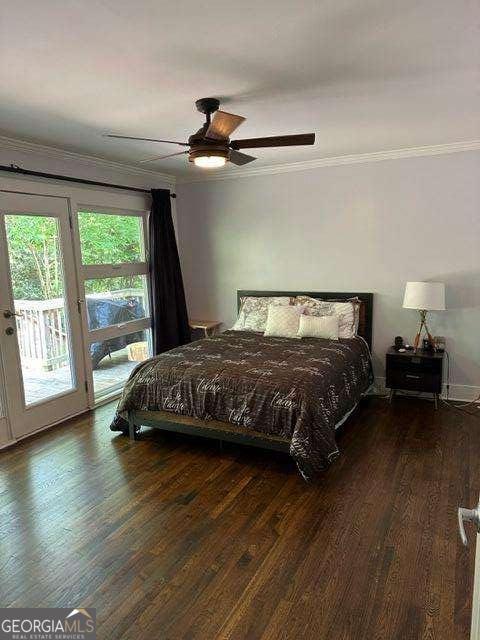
xmin=3 ymin=309 xmax=22 ymax=319
xmin=5 ymin=326 xmax=14 ymax=335
xmin=458 ymin=506 xmax=480 ymax=546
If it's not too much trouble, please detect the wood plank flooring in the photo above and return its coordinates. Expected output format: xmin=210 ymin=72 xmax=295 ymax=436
xmin=0 ymin=398 xmax=478 ymax=639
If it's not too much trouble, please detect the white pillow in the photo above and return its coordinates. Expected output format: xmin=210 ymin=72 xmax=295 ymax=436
xmin=295 ymin=296 xmax=356 ymax=338
xmin=298 ymin=314 xmax=339 ymax=340
xmin=232 ymin=296 xmax=291 ymax=332
xmin=264 ymin=305 xmax=304 ymax=339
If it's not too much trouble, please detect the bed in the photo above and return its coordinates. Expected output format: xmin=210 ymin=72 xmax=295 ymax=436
xmin=111 ymin=291 xmax=374 ymax=480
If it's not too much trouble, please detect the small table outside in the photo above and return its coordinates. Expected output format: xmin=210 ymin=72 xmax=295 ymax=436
xmin=189 ymin=320 xmax=222 ymax=338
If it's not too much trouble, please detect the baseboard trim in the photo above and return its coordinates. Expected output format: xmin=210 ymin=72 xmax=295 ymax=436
xmin=371 ymin=376 xmax=480 ymax=403
xmin=0 ymin=406 xmax=91 ymax=451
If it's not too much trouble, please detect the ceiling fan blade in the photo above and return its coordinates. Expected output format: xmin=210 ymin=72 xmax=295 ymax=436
xmin=230 ymin=133 xmax=315 ymax=150
xmin=104 ymin=134 xmax=189 ymax=146
xmin=139 ymin=151 xmax=189 ymax=164
xmin=205 ymin=111 xmax=246 ymax=140
xmin=229 ymin=150 xmax=257 ymax=166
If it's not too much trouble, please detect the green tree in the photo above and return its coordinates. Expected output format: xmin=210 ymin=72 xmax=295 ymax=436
xmin=5 ymin=212 xmax=144 ymax=300
xmin=6 ymin=215 xmax=62 ymax=300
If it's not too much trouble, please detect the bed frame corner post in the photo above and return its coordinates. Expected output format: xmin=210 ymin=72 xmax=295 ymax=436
xmin=128 ymin=412 xmax=137 ymax=441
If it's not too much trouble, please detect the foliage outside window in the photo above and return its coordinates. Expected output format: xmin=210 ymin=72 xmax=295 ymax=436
xmin=78 ymin=211 xmax=144 ymax=265
xmin=6 ymin=215 xmax=64 ymax=300
xmin=5 ymin=212 xmax=145 ymax=300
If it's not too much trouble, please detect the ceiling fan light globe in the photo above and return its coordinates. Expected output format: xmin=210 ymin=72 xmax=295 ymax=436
xmin=193 ymin=155 xmax=226 ymax=168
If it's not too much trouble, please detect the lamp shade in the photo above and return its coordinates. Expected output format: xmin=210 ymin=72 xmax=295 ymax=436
xmin=403 ymin=282 xmax=445 ymax=310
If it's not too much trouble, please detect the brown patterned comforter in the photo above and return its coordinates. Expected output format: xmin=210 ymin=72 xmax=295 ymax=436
xmin=111 ymin=331 xmax=373 ymax=480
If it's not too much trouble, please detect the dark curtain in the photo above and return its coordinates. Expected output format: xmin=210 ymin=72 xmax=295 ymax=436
xmin=149 ymin=189 xmax=191 ymax=354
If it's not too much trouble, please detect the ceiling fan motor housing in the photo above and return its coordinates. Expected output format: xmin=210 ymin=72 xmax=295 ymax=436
xmin=188 ymin=122 xmax=230 ymax=163
xmin=188 ymin=145 xmax=230 ymax=164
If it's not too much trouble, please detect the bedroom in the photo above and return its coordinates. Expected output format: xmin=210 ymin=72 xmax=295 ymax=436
xmin=0 ymin=1 xmax=479 ymax=638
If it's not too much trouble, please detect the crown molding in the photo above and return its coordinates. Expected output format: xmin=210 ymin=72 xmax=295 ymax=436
xmin=0 ymin=135 xmax=176 ymax=185
xmin=2 ymin=135 xmax=478 ymax=187
xmin=177 ymin=139 xmax=480 ymax=184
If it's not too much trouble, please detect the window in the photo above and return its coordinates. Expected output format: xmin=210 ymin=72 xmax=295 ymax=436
xmin=84 ymin=275 xmax=149 ymax=331
xmin=77 ymin=208 xmax=151 ymax=400
xmin=78 ymin=211 xmax=145 ymax=264
xmin=92 ymin=328 xmax=152 ymax=399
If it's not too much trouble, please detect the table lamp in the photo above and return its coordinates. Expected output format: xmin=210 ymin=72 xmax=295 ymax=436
xmin=403 ymin=282 xmax=445 ymax=351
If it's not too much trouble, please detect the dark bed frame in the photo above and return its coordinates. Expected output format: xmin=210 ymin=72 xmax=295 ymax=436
xmin=127 ymin=291 xmax=374 ymax=451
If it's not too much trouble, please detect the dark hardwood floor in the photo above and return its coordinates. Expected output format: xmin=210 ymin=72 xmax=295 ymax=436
xmin=0 ymin=398 xmax=478 ymax=639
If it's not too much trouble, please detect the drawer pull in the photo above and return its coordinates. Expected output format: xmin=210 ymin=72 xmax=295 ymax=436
xmin=405 ymin=374 xmax=421 ymax=379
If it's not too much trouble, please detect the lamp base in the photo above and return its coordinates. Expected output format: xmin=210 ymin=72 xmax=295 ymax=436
xmin=413 ymin=310 xmax=435 ymax=352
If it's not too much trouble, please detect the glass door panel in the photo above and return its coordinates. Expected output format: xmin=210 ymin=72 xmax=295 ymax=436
xmin=4 ymin=214 xmax=74 ymax=405
xmin=0 ymin=191 xmax=87 ymax=439
xmin=92 ymin=328 xmax=152 ymax=400
xmin=84 ymin=275 xmax=149 ymax=331
xmin=75 ymin=206 xmax=150 ymax=402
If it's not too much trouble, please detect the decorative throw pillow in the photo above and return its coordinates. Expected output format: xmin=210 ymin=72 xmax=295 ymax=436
xmin=232 ymin=296 xmax=291 ymax=332
xmin=297 ymin=314 xmax=339 ymax=340
xmin=330 ymin=296 xmax=361 ymax=334
xmin=295 ymin=296 xmax=357 ymax=338
xmin=264 ymin=305 xmax=305 ymax=339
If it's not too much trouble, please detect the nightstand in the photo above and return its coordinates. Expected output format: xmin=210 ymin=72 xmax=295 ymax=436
xmin=189 ymin=319 xmax=221 ymax=338
xmin=386 ymin=347 xmax=444 ymax=408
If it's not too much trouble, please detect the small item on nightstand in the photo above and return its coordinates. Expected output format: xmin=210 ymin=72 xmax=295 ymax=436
xmin=434 ymin=336 xmax=446 ymax=352
xmin=423 ymin=337 xmax=434 ymax=352
xmin=394 ymin=336 xmax=404 ymax=351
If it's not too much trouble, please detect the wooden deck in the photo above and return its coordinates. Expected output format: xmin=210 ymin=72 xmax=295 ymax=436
xmin=0 ymin=397 xmax=478 ymax=639
xmin=22 ymin=348 xmax=137 ymax=402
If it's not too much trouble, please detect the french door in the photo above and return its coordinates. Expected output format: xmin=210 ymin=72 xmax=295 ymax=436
xmin=0 ymin=191 xmax=87 ymax=440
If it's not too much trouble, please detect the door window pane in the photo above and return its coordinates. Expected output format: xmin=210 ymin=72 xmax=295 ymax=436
xmin=4 ymin=214 xmax=74 ymax=405
xmin=78 ymin=211 xmax=145 ymax=264
xmin=92 ymin=329 xmax=151 ymax=399
xmin=85 ymin=275 xmax=148 ymax=331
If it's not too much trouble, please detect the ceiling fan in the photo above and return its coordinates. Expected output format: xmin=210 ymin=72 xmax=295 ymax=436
xmin=104 ymin=98 xmax=315 ymax=169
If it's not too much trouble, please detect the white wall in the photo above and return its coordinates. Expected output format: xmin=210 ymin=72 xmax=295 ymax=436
xmin=177 ymin=150 xmax=480 ymax=399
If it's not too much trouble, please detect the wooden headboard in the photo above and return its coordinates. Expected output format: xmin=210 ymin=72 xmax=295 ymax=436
xmin=237 ymin=290 xmax=374 ymax=351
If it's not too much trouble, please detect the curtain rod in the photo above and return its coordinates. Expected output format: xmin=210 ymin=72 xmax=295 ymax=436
xmin=0 ymin=164 xmax=176 ymax=197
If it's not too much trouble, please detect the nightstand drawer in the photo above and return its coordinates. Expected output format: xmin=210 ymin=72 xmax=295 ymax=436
xmin=386 ymin=369 xmax=442 ymax=393
xmin=386 ymin=354 xmax=442 ymax=374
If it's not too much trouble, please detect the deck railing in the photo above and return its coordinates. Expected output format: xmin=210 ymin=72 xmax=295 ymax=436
xmin=14 ymin=289 xmax=144 ymax=371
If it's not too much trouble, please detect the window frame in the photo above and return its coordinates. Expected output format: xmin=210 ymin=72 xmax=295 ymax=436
xmin=72 ymin=204 xmax=152 ymax=403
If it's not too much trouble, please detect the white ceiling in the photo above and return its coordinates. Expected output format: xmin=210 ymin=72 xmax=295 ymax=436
xmin=1 ymin=0 xmax=479 ymax=176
